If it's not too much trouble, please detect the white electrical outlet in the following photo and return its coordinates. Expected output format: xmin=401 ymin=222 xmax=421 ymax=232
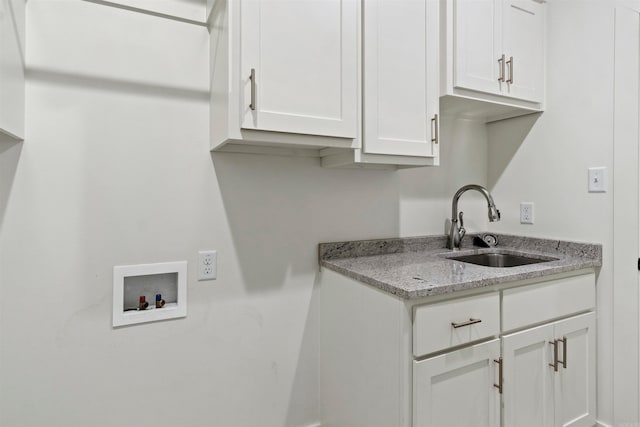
xmin=520 ymin=202 xmax=534 ymax=224
xmin=198 ymin=250 xmax=217 ymax=281
xmin=588 ymin=167 xmax=607 ymax=192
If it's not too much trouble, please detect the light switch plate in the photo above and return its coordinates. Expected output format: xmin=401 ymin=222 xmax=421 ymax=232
xmin=588 ymin=167 xmax=607 ymax=193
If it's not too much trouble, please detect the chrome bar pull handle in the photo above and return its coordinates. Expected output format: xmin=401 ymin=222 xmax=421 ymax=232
xmin=494 ymin=358 xmax=503 ymax=394
xmin=451 ymin=318 xmax=481 ymax=329
xmin=249 ymin=68 xmax=256 ymax=111
xmin=498 ymin=54 xmax=505 ymax=82
xmin=506 ymin=56 xmax=514 ymax=84
xmin=431 ymin=114 xmax=439 ymax=144
xmin=549 ymin=339 xmax=559 ymax=372
xmin=559 ymin=336 xmax=567 ymax=369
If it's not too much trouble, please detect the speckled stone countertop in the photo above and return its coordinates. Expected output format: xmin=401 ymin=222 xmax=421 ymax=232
xmin=319 ymin=234 xmax=602 ymax=299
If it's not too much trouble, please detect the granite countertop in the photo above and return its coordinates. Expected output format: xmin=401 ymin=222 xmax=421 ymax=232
xmin=318 ymin=234 xmax=602 ymax=299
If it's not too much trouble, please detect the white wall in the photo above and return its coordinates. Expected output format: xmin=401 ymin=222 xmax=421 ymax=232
xmin=399 ymin=117 xmax=490 ymax=237
xmin=613 ymin=4 xmax=640 ymax=425
xmin=6 ymin=0 xmax=625 ymax=425
xmin=487 ymin=0 xmax=617 ymax=424
xmin=0 ymin=2 xmax=488 ymax=426
xmin=1 ymin=0 xmax=627 ymax=426
xmin=94 ymin=0 xmax=206 ymax=22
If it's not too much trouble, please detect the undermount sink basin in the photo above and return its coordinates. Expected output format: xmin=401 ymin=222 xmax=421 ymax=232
xmin=447 ymin=252 xmax=557 ymax=268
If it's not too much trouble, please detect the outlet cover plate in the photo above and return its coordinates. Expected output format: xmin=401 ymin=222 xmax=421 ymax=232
xmin=520 ymin=202 xmax=534 ymax=224
xmin=198 ymin=250 xmax=217 ymax=281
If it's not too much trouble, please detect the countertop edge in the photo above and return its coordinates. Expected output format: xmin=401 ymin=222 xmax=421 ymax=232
xmin=320 ymin=242 xmax=602 ymax=300
xmin=321 ymin=259 xmax=600 ymax=299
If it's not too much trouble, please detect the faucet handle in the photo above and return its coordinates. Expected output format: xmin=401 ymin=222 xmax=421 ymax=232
xmin=458 ymin=212 xmax=466 ymax=241
xmin=488 ymin=205 xmax=501 ymax=222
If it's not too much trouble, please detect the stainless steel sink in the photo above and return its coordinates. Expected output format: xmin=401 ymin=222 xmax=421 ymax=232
xmin=446 ymin=252 xmax=557 ymax=268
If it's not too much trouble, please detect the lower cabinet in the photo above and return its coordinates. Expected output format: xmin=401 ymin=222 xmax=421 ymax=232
xmin=502 ymin=312 xmax=596 ymax=427
xmin=414 ymin=312 xmax=595 ymax=427
xmin=502 ymin=322 xmax=556 ymax=426
xmin=553 ymin=313 xmax=597 ymax=427
xmin=414 ymin=339 xmax=501 ymax=427
xmin=319 ymin=269 xmax=596 ymax=427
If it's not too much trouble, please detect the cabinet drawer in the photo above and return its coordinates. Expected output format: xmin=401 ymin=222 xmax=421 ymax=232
xmin=502 ymin=273 xmax=595 ymax=331
xmin=413 ymin=293 xmax=500 ymax=357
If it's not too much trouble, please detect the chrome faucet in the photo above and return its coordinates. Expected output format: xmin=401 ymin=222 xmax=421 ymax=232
xmin=447 ymin=184 xmax=501 ymax=250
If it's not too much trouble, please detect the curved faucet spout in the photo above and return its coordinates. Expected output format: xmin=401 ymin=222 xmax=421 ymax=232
xmin=447 ymin=184 xmax=501 ymax=250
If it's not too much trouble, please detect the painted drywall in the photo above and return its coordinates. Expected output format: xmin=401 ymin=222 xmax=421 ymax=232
xmin=612 ymin=5 xmax=640 ymax=425
xmin=487 ymin=0 xmax=617 ymax=424
xmin=0 ymin=2 xmax=489 ymax=426
xmin=2 ymin=0 xmax=627 ymax=426
xmin=398 ymin=116 xmax=490 ymax=238
xmin=98 ymin=0 xmax=206 ymax=22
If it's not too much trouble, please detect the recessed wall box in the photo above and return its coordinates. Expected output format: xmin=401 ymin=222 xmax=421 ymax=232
xmin=112 ymin=261 xmax=187 ymax=327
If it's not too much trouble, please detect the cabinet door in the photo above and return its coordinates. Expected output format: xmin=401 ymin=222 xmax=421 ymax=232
xmin=553 ymin=313 xmax=596 ymax=427
xmin=240 ymin=0 xmax=358 ymax=138
xmin=502 ymin=323 xmax=555 ymax=427
xmin=502 ymin=0 xmax=544 ymax=102
xmin=362 ymin=0 xmax=438 ymax=157
xmin=414 ymin=339 xmax=500 ymax=427
xmin=453 ymin=0 xmax=502 ymax=96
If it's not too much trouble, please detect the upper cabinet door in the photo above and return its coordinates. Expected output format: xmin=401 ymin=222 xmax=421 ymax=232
xmin=453 ymin=0 xmax=502 ymax=96
xmin=502 ymin=0 xmax=544 ymax=103
xmin=240 ymin=0 xmax=358 ymax=139
xmin=448 ymin=0 xmax=545 ymax=112
xmin=362 ymin=0 xmax=439 ymax=157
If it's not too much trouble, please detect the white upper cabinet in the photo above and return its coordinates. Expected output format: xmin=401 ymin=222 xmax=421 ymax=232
xmin=211 ymin=0 xmax=441 ymax=167
xmin=501 ymin=0 xmax=545 ymax=102
xmin=453 ymin=0 xmax=501 ymax=97
xmin=321 ymin=0 xmax=441 ymax=168
xmin=0 ymin=0 xmax=25 ymax=141
xmin=362 ymin=0 xmax=439 ymax=159
xmin=210 ymin=0 xmax=360 ymax=154
xmin=240 ymin=0 xmax=358 ymax=139
xmin=442 ymin=0 xmax=545 ymax=121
